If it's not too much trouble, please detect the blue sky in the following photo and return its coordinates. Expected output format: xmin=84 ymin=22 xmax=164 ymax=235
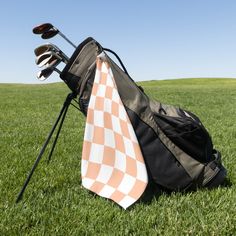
xmin=0 ymin=0 xmax=236 ymax=83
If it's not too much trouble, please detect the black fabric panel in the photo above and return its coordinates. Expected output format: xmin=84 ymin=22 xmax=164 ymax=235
xmin=126 ymin=109 xmax=193 ymax=190
xmin=154 ymin=112 xmax=213 ymax=163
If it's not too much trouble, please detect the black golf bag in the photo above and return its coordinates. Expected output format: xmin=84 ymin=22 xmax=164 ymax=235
xmin=60 ymin=37 xmax=227 ymax=192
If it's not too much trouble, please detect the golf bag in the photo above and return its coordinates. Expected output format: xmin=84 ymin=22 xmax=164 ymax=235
xmin=60 ymin=37 xmax=227 ymax=192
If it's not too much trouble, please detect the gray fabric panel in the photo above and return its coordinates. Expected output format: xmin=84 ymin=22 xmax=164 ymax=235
xmin=150 ymin=100 xmax=182 ymax=117
xmin=69 ymin=40 xmax=98 ymax=81
xmin=202 ymin=164 xmax=220 ymax=186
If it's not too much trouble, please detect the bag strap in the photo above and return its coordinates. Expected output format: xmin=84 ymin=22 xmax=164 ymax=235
xmin=103 ymin=48 xmax=145 ymax=92
xmin=103 ymin=48 xmax=131 ymax=79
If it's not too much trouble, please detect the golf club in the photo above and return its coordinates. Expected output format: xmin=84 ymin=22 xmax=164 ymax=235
xmin=33 ymin=23 xmax=76 ymax=48
xmin=37 ymin=66 xmax=61 ymax=81
xmin=37 ymin=57 xmax=62 ymax=80
xmin=43 ymin=55 xmax=62 ymax=68
xmin=35 ymin=51 xmax=65 ymax=67
xmin=34 ymin=43 xmax=69 ymax=62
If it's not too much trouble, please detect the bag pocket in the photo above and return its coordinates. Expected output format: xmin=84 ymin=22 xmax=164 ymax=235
xmin=154 ymin=113 xmax=213 ymax=163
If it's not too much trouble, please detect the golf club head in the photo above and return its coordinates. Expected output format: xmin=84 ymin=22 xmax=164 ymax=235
xmin=33 ymin=23 xmax=76 ymax=48
xmin=34 ymin=43 xmax=59 ymax=56
xmin=34 ymin=43 xmax=69 ymax=63
xmin=35 ymin=51 xmax=62 ymax=67
xmin=37 ymin=67 xmax=54 ymax=81
xmin=34 ymin=44 xmax=50 ymax=56
xmin=32 ymin=23 xmax=54 ymax=34
xmin=41 ymin=29 xmax=59 ymax=39
xmin=38 ymin=55 xmax=62 ymax=68
xmin=37 ymin=62 xmax=61 ymax=81
xmin=45 ymin=57 xmax=62 ymax=68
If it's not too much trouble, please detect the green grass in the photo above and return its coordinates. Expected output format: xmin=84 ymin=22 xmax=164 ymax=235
xmin=0 ymin=78 xmax=236 ymax=235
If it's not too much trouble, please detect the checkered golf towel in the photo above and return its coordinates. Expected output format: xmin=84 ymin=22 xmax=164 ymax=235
xmin=81 ymin=55 xmax=148 ymax=209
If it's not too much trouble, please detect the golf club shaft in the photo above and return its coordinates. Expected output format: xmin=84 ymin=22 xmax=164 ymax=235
xmin=58 ymin=31 xmax=76 ymax=48
xmin=54 ymin=67 xmax=61 ymax=74
xmin=58 ymin=51 xmax=69 ymax=63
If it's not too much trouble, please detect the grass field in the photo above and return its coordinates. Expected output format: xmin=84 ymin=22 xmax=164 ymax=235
xmin=0 ymin=78 xmax=235 ymax=235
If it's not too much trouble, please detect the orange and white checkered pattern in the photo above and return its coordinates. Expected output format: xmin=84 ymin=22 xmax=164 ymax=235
xmin=81 ymin=55 xmax=148 ymax=209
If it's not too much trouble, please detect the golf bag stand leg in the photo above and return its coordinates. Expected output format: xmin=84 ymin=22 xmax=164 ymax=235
xmin=16 ymin=92 xmax=77 ymax=203
xmin=47 ymin=100 xmax=70 ymax=163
